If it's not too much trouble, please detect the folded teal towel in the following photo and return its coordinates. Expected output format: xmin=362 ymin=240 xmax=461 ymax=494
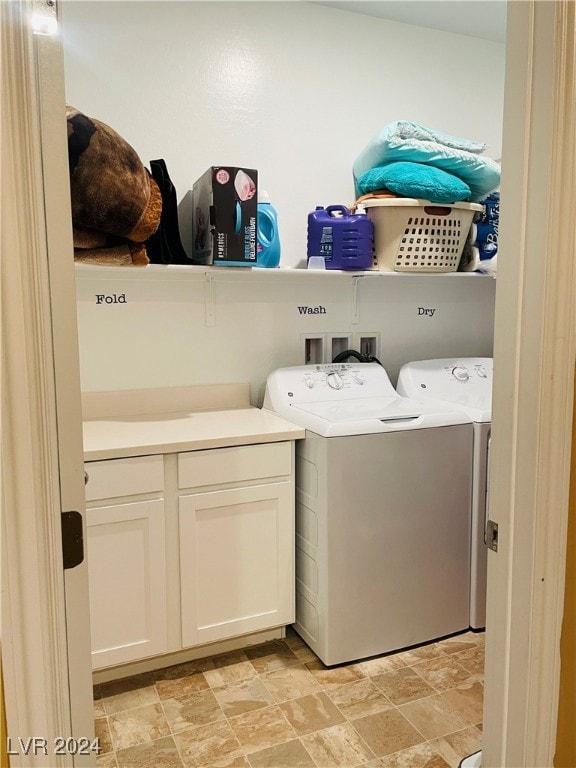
xmin=356 ymin=161 xmax=472 ymax=204
xmin=382 ymin=121 xmax=487 ymax=153
xmin=353 ymin=121 xmax=500 ymax=202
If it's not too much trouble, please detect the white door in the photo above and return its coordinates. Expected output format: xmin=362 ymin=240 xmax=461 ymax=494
xmin=483 ymin=1 xmax=576 ymax=766
xmin=1 ymin=1 xmax=95 ymax=765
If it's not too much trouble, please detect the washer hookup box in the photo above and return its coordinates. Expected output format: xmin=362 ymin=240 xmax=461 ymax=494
xmin=192 ymin=166 xmax=258 ymax=266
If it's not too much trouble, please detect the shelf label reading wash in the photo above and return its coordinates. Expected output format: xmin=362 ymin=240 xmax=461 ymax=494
xmin=297 ymin=305 xmax=327 ymax=315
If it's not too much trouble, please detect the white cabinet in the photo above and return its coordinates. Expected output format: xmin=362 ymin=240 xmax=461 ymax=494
xmin=178 ymin=442 xmax=295 ymax=647
xmin=180 ymin=482 xmax=294 ymax=647
xmin=85 ymin=456 xmax=168 ymax=670
xmin=87 ymin=500 xmax=168 ymax=669
xmin=85 ymin=440 xmax=295 ymax=670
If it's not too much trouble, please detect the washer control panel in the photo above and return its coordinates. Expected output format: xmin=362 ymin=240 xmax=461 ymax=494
xmin=264 ymin=363 xmax=396 ymax=407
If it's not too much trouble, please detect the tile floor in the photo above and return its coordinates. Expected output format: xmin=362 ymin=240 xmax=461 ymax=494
xmin=93 ymin=628 xmax=484 ymax=768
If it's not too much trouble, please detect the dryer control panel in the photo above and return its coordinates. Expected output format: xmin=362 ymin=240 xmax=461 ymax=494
xmin=448 ymin=361 xmax=491 ymax=383
xmin=397 ymin=357 xmax=493 ymax=422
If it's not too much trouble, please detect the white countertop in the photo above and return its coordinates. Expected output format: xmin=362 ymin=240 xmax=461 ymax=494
xmin=83 ymin=406 xmax=305 ymax=461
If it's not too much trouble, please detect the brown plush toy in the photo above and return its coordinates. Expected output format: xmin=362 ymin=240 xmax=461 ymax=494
xmin=66 ymin=106 xmax=162 ymax=265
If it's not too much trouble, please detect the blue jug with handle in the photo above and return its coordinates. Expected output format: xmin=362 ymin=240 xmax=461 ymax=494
xmin=256 ymin=190 xmax=281 ymax=268
xmin=307 ymin=204 xmax=374 ymax=270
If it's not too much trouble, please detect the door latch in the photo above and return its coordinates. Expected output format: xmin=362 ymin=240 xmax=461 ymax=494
xmin=61 ymin=511 xmax=84 ymax=569
xmin=485 ymin=519 xmax=499 ymax=552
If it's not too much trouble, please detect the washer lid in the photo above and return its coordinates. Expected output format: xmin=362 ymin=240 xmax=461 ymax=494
xmin=263 ymin=362 xmax=471 ymax=436
xmin=293 ymin=396 xmax=434 ymax=422
xmin=280 ymin=395 xmax=470 ymax=436
xmin=397 ymin=357 xmax=493 ymax=423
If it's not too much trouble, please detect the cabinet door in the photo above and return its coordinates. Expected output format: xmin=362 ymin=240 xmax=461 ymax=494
xmin=87 ymin=499 xmax=167 ymax=669
xmin=179 ymin=483 xmax=294 ymax=647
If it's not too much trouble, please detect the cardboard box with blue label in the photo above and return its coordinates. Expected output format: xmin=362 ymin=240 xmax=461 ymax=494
xmin=192 ymin=167 xmax=258 ymax=266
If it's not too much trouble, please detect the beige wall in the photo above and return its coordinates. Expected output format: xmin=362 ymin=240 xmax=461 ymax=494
xmin=60 ymin=1 xmax=505 ymax=268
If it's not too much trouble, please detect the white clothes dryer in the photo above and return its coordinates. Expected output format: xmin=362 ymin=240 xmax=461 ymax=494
xmin=263 ymin=362 xmax=474 ymax=666
xmin=397 ymin=357 xmax=493 ymax=630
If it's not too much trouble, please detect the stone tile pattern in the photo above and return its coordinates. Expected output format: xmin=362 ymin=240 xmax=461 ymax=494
xmin=94 ymin=631 xmax=484 ymax=768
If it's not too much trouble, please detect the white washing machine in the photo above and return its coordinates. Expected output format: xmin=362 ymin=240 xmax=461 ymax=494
xmin=397 ymin=357 xmax=493 ymax=630
xmin=263 ymin=362 xmax=474 ymax=666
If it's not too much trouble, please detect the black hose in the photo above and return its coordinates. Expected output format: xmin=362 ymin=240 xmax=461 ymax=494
xmin=332 ymin=349 xmax=383 ymax=366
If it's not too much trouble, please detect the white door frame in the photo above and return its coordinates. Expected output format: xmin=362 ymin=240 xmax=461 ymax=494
xmin=2 ymin=2 xmax=575 ymax=767
xmin=1 ymin=1 xmax=94 ymax=765
xmin=483 ymin=1 xmax=576 ymax=766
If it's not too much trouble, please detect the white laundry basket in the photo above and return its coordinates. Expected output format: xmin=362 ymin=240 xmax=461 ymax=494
xmin=363 ymin=198 xmax=482 ymax=273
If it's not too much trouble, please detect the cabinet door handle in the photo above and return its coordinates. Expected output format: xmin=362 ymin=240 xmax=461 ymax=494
xmin=84 ymin=470 xmax=89 ymax=485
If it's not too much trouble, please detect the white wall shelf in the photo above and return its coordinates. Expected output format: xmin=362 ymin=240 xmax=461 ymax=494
xmin=74 ymin=263 xmax=494 ymax=281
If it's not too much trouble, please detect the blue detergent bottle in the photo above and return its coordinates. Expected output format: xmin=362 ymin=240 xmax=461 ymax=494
xmin=255 ymin=191 xmax=281 ymax=268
